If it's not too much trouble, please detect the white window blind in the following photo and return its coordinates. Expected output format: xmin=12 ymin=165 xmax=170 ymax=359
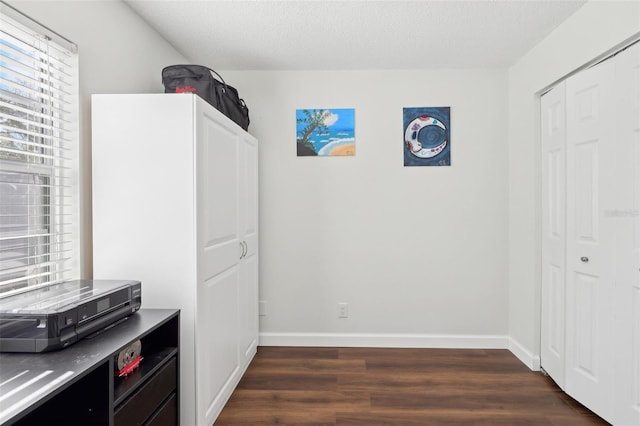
xmin=0 ymin=2 xmax=79 ymax=295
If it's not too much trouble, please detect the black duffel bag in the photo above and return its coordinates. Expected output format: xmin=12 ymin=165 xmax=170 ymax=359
xmin=162 ymin=64 xmax=250 ymax=131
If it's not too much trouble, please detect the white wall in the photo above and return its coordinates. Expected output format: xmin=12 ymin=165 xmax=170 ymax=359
xmin=223 ymin=69 xmax=510 ymax=346
xmin=6 ymin=0 xmax=188 ymax=277
xmin=13 ymin=0 xmax=632 ymax=357
xmin=507 ymin=1 xmax=640 ymax=368
xmin=6 ymin=1 xmax=509 ymax=348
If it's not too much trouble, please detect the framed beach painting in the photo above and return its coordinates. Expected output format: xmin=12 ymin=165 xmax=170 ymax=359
xmin=296 ymin=108 xmax=355 ymax=156
xmin=403 ymin=107 xmax=451 ymax=166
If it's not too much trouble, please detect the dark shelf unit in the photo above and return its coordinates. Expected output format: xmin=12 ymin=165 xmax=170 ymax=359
xmin=0 ymin=309 xmax=180 ymax=426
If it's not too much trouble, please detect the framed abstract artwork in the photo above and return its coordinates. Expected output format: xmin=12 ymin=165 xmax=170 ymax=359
xmin=296 ymin=108 xmax=355 ymax=156
xmin=403 ymin=107 xmax=451 ymax=166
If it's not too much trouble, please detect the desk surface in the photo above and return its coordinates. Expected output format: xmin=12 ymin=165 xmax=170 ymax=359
xmin=0 ymin=309 xmax=179 ymax=425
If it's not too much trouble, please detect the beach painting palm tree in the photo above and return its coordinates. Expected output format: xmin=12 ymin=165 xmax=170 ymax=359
xmin=296 ymin=108 xmax=355 ymax=156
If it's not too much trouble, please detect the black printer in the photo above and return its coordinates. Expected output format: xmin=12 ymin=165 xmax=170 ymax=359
xmin=0 ymin=279 xmax=141 ymax=353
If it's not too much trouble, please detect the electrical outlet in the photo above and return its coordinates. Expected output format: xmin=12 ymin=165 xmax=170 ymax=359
xmin=259 ymin=301 xmax=267 ymax=316
xmin=338 ymin=302 xmax=349 ymax=318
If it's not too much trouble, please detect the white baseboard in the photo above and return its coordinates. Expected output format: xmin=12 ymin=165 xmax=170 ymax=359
xmin=508 ymin=337 xmax=541 ymax=371
xmin=259 ymin=332 xmax=509 ymax=349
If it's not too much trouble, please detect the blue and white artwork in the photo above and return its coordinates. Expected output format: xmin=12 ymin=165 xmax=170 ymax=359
xmin=296 ymin=108 xmax=355 ymax=156
xmin=403 ymin=107 xmax=451 ymax=166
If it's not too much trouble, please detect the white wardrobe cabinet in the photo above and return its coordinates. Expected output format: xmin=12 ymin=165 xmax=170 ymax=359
xmin=541 ymin=42 xmax=639 ymax=425
xmin=92 ymin=94 xmax=259 ymax=426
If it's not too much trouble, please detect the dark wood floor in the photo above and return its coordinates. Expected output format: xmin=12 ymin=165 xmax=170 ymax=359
xmin=215 ymin=346 xmax=608 ymax=425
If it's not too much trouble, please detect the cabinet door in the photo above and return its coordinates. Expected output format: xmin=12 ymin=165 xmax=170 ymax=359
xmin=195 ymin=103 xmax=241 ymax=426
xmin=238 ymin=133 xmax=259 ymax=365
xmin=540 ymin=82 xmax=567 ymax=389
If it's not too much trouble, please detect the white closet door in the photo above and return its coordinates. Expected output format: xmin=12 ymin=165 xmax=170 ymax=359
xmin=614 ymin=42 xmax=640 ymax=425
xmin=540 ymin=82 xmax=567 ymax=389
xmin=565 ymin=58 xmax=616 ymax=421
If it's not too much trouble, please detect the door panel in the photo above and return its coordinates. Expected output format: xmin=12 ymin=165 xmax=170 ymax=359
xmin=239 ymin=253 xmax=258 ymax=360
xmin=565 ymin=58 xmax=615 ymax=422
xmin=195 ymin=101 xmax=242 ymax=425
xmin=196 ymin=269 xmax=239 ymax=426
xmin=634 ymin=288 xmax=640 ymax=415
xmin=541 ymin=83 xmax=567 ymax=387
xmin=548 ymin=265 xmax=563 ymax=356
xmin=574 ymin=141 xmax=598 ymax=242
xmin=239 ymin=133 xmax=259 ymax=257
xmin=572 ymin=271 xmax=598 ymax=380
xmin=197 ymin=109 xmax=239 ymax=280
xmin=614 ymin=42 xmax=640 ymax=425
xmin=238 ymin=132 xmax=259 ymax=365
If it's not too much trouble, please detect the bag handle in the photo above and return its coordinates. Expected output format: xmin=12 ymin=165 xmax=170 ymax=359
xmin=203 ymin=66 xmax=246 ymax=104
xmin=204 ymin=67 xmax=228 ymax=93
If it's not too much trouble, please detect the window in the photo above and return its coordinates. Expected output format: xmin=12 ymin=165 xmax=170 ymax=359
xmin=0 ymin=2 xmax=79 ymax=295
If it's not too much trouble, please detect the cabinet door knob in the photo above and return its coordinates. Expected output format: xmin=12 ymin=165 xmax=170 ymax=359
xmin=580 ymin=256 xmax=589 ymax=263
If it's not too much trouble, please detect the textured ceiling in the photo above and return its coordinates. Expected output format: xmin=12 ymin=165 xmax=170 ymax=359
xmin=125 ymin=0 xmax=587 ymax=70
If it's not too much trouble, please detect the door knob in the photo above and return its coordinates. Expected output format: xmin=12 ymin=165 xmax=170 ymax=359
xmin=580 ymin=256 xmax=589 ymax=263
